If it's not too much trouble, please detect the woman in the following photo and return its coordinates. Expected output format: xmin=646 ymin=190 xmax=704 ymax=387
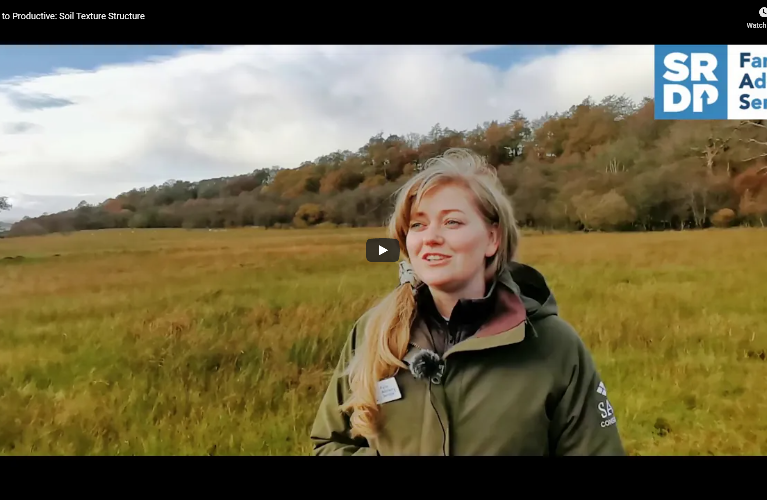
xmin=310 ymin=148 xmax=625 ymax=456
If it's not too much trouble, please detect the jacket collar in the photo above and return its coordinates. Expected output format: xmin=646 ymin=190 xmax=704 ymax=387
xmin=416 ymin=277 xmax=498 ymax=327
xmin=410 ymin=266 xmax=528 ymax=357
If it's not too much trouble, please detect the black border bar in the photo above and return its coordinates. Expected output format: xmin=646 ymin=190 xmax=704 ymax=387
xmin=0 ymin=5 xmax=764 ymax=44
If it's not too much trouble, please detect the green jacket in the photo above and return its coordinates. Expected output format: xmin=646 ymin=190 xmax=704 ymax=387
xmin=310 ymin=262 xmax=625 ymax=456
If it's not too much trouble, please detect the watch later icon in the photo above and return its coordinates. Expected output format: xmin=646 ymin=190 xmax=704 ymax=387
xmin=760 ymin=6 xmax=767 ymax=17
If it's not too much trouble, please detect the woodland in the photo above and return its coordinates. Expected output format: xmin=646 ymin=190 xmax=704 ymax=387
xmin=4 ymin=96 xmax=767 ymax=237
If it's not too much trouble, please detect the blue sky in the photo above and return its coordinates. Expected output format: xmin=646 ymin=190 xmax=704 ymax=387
xmin=468 ymin=45 xmax=573 ymax=67
xmin=0 ymin=45 xmax=572 ymax=80
xmin=0 ymin=45 xmax=208 ymax=80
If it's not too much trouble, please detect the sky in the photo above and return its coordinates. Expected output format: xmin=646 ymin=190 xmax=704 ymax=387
xmin=0 ymin=44 xmax=654 ymax=222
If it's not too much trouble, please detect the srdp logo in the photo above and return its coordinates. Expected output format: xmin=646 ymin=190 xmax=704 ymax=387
xmin=654 ymin=45 xmax=728 ymax=120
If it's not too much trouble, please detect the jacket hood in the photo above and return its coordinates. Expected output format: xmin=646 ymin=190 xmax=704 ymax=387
xmin=398 ymin=260 xmax=559 ymax=322
xmin=501 ymin=261 xmax=559 ymax=321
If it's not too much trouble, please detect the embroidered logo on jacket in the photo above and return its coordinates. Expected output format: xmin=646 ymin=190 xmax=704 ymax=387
xmin=596 ymin=381 xmax=616 ymax=428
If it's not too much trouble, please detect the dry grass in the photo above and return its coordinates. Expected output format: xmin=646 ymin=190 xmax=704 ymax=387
xmin=1 ymin=226 xmax=766 ymax=455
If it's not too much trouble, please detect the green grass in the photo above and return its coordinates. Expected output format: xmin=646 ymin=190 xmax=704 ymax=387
xmin=1 ymin=227 xmax=766 ymax=455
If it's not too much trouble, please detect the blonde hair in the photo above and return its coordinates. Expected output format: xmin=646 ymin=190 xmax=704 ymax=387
xmin=340 ymin=148 xmax=520 ymax=439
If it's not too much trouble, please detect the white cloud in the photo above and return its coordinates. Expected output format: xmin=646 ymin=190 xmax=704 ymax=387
xmin=0 ymin=44 xmax=654 ymax=221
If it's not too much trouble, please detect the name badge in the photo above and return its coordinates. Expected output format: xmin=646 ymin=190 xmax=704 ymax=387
xmin=376 ymin=377 xmax=402 ymax=404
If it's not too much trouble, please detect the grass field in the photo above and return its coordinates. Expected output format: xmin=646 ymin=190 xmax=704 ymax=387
xmin=1 ymin=226 xmax=766 ymax=455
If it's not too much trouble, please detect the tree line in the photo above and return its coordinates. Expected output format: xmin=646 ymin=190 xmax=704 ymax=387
xmin=0 ymin=197 xmax=10 ymax=236
xmin=4 ymin=95 xmax=767 ymax=238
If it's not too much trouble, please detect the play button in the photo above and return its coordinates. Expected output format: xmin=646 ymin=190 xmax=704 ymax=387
xmin=366 ymin=238 xmax=399 ymax=263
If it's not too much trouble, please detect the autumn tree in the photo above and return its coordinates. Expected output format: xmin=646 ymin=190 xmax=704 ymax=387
xmin=734 ymin=166 xmax=767 ymax=226
xmin=571 ymin=189 xmax=636 ymax=231
xmin=711 ymin=208 xmax=736 ymax=228
xmin=294 ymin=203 xmax=325 ymax=227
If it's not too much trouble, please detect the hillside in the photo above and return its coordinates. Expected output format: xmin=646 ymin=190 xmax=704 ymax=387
xmin=5 ymin=95 xmax=767 ymax=237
